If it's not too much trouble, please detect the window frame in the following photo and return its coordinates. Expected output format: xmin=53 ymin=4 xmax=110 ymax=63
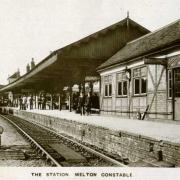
xmin=168 ymin=69 xmax=172 ymax=99
xmin=116 ymin=71 xmax=128 ymax=97
xmin=104 ymin=75 xmax=112 ymax=97
xmin=133 ymin=66 xmax=147 ymax=96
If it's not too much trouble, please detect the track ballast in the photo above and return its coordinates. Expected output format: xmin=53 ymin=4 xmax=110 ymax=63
xmin=0 ymin=114 xmax=126 ymax=167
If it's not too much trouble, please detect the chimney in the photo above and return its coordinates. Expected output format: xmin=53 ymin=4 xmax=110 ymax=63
xmin=26 ymin=63 xmax=30 ymax=73
xmin=17 ymin=68 xmax=20 ymax=78
xmin=31 ymin=58 xmax=35 ymax=69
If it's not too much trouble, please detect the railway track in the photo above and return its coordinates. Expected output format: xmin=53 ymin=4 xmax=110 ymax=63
xmin=0 ymin=114 xmax=126 ymax=167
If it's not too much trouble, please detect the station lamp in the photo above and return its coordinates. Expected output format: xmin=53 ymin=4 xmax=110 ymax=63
xmin=125 ymin=66 xmax=131 ymax=80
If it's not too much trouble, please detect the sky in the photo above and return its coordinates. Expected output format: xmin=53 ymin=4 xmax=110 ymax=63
xmin=0 ymin=0 xmax=179 ymax=85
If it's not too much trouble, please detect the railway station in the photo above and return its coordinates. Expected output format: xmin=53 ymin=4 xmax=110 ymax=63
xmin=0 ymin=17 xmax=180 ymax=167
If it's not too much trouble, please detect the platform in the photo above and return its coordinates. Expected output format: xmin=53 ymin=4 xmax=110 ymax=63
xmin=24 ymin=109 xmax=180 ymax=144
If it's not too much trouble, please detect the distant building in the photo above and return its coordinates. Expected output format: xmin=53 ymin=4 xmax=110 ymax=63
xmin=7 ymin=70 xmax=20 ymax=84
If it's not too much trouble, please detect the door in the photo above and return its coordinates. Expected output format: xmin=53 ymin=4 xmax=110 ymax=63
xmin=174 ymin=68 xmax=180 ymax=120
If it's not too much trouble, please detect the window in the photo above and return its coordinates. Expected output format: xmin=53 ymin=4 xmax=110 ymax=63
xmin=117 ymin=72 xmax=127 ymax=96
xmin=168 ymin=70 xmax=172 ymax=98
xmin=104 ymin=75 xmax=112 ymax=97
xmin=105 ymin=84 xmax=108 ymax=96
xmin=133 ymin=66 xmax=147 ymax=95
xmin=174 ymin=69 xmax=180 ymax=97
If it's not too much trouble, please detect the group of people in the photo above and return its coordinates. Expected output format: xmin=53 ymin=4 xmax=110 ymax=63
xmin=37 ymin=95 xmax=48 ymax=110
xmin=7 ymin=91 xmax=100 ymax=115
xmin=19 ymin=95 xmax=33 ymax=110
xmin=72 ymin=92 xmax=99 ymax=116
xmin=19 ymin=94 xmax=49 ymax=110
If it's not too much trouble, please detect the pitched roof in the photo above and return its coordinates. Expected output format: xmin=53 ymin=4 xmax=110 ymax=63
xmin=0 ymin=18 xmax=150 ymax=93
xmin=57 ymin=17 xmax=150 ymax=52
xmin=0 ymin=85 xmax=4 ymax=89
xmin=98 ymin=19 xmax=180 ymax=70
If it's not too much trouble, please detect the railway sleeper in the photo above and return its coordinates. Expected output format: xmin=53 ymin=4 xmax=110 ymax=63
xmin=50 ymin=153 xmax=65 ymax=161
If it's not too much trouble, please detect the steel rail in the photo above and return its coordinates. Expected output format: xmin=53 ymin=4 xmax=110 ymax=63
xmin=0 ymin=114 xmax=62 ymax=167
xmin=39 ymin=125 xmax=127 ymax=167
xmin=7 ymin=114 xmax=127 ymax=167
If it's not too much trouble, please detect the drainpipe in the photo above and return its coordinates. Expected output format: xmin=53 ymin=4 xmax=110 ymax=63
xmin=128 ymin=79 xmax=131 ymax=119
xmin=125 ymin=67 xmax=131 ymax=118
xmin=172 ymin=69 xmax=175 ymax=120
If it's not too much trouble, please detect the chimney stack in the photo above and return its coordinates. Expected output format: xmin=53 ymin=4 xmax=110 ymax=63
xmin=31 ymin=58 xmax=35 ymax=70
xmin=17 ymin=68 xmax=20 ymax=77
xmin=26 ymin=63 xmax=30 ymax=73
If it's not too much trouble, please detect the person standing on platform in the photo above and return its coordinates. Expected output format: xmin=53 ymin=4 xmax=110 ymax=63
xmin=94 ymin=93 xmax=100 ymax=109
xmin=7 ymin=99 xmax=11 ymax=107
xmin=19 ymin=96 xmax=23 ymax=110
xmin=73 ymin=92 xmax=79 ymax=111
xmin=78 ymin=92 xmax=85 ymax=115
xmin=22 ymin=95 xmax=27 ymax=110
xmin=29 ymin=95 xmax=33 ymax=110
xmin=27 ymin=96 xmax=30 ymax=109
xmin=38 ymin=96 xmax=42 ymax=110
xmin=85 ymin=92 xmax=91 ymax=115
xmin=42 ymin=95 xmax=46 ymax=110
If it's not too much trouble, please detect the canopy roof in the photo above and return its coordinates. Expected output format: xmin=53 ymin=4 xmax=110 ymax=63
xmin=98 ymin=19 xmax=180 ymax=70
xmin=0 ymin=18 xmax=149 ymax=93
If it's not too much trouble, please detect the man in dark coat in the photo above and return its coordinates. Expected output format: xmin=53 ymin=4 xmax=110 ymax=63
xmin=85 ymin=92 xmax=91 ymax=115
xmin=78 ymin=92 xmax=85 ymax=115
xmin=19 ymin=96 xmax=23 ymax=110
xmin=29 ymin=96 xmax=33 ymax=110
xmin=38 ymin=96 xmax=42 ymax=110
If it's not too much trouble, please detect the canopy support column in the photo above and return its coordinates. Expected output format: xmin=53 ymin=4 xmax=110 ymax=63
xmin=69 ymin=86 xmax=72 ymax=112
xmin=58 ymin=93 xmax=61 ymax=111
xmin=83 ymin=81 xmax=85 ymax=95
xmin=78 ymin=84 xmax=82 ymax=93
xmin=89 ymin=82 xmax=93 ymax=96
xmin=34 ymin=92 xmax=37 ymax=109
xmin=50 ymin=93 xmax=53 ymax=110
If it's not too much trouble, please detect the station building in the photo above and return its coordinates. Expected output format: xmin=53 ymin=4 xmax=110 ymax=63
xmin=7 ymin=70 xmax=21 ymax=84
xmin=98 ymin=20 xmax=180 ymax=121
xmin=0 ymin=18 xmax=179 ymax=121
